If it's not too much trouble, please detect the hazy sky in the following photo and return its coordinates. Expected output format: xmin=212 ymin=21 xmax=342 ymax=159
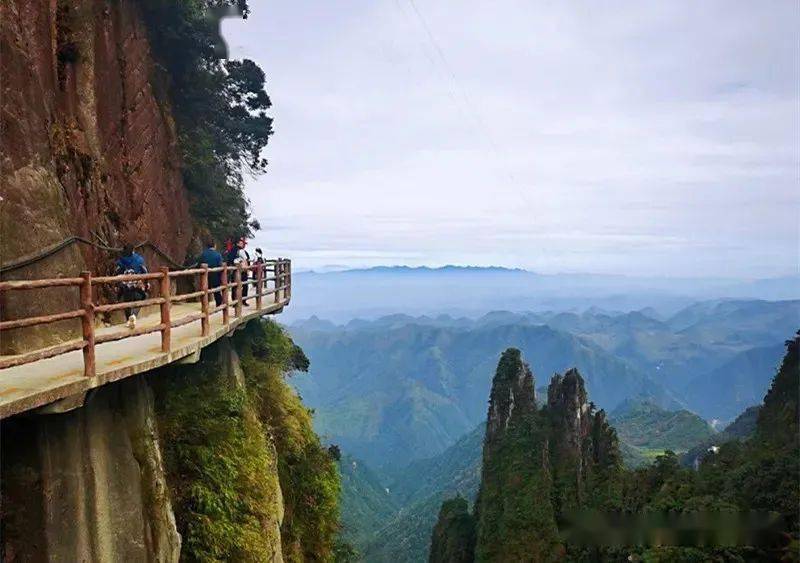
xmin=223 ymin=1 xmax=799 ymax=277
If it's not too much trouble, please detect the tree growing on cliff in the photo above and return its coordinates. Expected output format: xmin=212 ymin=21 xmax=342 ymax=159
xmin=139 ymin=0 xmax=272 ymax=239
xmin=429 ymin=497 xmax=476 ymax=563
xmin=436 ymin=335 xmax=799 ymax=561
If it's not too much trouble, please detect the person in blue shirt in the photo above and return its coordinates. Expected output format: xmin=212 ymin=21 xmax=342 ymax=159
xmin=198 ymin=240 xmax=224 ymax=306
xmin=115 ymin=244 xmax=149 ymax=329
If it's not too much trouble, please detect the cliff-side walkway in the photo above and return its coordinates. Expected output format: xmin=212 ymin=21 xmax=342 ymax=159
xmin=0 ymin=261 xmax=291 ymax=419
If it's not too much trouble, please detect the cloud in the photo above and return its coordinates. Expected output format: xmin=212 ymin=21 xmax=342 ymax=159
xmin=224 ymin=0 xmax=799 ymax=277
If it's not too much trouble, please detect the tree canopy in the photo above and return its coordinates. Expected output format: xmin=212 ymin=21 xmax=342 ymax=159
xmin=139 ymin=0 xmax=272 ymax=240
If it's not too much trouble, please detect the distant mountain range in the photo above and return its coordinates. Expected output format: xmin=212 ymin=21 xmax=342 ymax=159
xmin=290 ymin=299 xmax=797 ymax=433
xmin=283 ymin=265 xmax=800 ymax=322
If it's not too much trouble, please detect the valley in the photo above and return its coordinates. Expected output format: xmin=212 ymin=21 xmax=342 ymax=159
xmin=285 ymin=291 xmax=798 ymax=560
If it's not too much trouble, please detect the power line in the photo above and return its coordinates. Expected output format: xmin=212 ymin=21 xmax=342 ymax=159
xmin=399 ymin=0 xmax=530 ymax=204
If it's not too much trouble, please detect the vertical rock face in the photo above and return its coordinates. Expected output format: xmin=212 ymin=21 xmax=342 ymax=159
xmin=546 ymin=368 xmax=622 ymax=516
xmin=484 ymin=348 xmax=537 ymax=444
xmin=435 ymin=352 xmax=623 ymax=562
xmin=546 ymin=368 xmax=593 ymax=513
xmin=0 ymin=0 xmax=192 ymax=352
xmin=547 ymin=369 xmax=591 ymax=454
xmin=474 ymin=348 xmax=561 ymax=562
xmin=1 ymin=375 xmax=181 ymax=562
xmin=428 ymin=497 xmax=475 ymax=563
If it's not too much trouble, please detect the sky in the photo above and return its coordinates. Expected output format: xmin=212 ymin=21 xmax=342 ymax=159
xmin=223 ymin=1 xmax=799 ymax=278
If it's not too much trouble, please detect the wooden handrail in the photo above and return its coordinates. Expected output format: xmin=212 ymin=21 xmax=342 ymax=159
xmin=92 ymin=272 xmax=162 ymax=284
xmin=234 ymin=265 xmax=243 ymax=318
xmin=0 ymin=259 xmax=291 ymax=375
xmin=80 ymin=271 xmax=96 ymax=378
xmin=221 ymin=263 xmax=230 ymax=326
xmin=200 ymin=264 xmax=210 ymax=337
xmin=0 ymin=278 xmax=83 ymax=291
xmin=159 ymin=266 xmax=171 ymax=352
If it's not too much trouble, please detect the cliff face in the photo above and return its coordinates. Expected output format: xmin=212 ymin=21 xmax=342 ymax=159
xmin=1 ymin=320 xmax=341 ymax=563
xmin=473 ymin=348 xmax=561 ymax=562
xmin=428 ymin=497 xmax=475 ymax=563
xmin=1 ymin=374 xmax=181 ymax=562
xmin=436 ymin=350 xmax=623 ymax=562
xmin=0 ymin=0 xmax=192 ymax=351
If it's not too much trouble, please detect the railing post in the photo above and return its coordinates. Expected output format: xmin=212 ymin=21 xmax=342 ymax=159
xmin=286 ymin=259 xmax=291 ymax=300
xmin=275 ymin=261 xmax=282 ymax=303
xmin=200 ymin=263 xmax=210 ymax=336
xmin=160 ymin=267 xmax=171 ymax=352
xmin=280 ymin=261 xmax=285 ymax=300
xmin=256 ymin=262 xmax=263 ymax=310
xmin=222 ymin=263 xmax=230 ymax=325
xmin=80 ymin=271 xmax=96 ymax=378
xmin=234 ymin=263 xmax=243 ymax=318
xmin=280 ymin=258 xmax=286 ymax=301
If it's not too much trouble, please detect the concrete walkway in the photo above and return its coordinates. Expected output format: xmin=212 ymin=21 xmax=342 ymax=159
xmin=0 ymin=298 xmax=287 ymax=419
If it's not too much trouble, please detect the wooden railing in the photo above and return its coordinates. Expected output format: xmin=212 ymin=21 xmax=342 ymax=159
xmin=0 ymin=259 xmax=291 ymax=376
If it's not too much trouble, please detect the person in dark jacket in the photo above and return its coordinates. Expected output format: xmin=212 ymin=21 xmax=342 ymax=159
xmin=198 ymin=240 xmax=224 ymax=306
xmin=115 ymin=244 xmax=148 ymax=329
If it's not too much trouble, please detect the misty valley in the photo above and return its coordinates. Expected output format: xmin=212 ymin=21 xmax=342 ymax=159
xmin=284 ymin=274 xmax=798 ymax=560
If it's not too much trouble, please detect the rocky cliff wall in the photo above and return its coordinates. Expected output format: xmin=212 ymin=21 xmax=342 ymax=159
xmin=1 ymin=374 xmax=181 ymax=562
xmin=0 ymin=0 xmax=192 ymax=352
xmin=0 ymin=325 xmax=303 ymax=563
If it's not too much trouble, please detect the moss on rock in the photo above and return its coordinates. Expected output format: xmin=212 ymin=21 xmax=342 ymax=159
xmin=234 ymin=320 xmax=341 ymax=562
xmin=152 ymin=319 xmax=341 ymax=562
xmin=152 ymin=338 xmax=283 ymax=562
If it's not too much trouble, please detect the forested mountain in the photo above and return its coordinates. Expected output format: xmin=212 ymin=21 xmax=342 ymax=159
xmin=430 ymin=335 xmax=799 ymax=561
xmin=290 ymin=299 xmax=797 ymax=459
xmin=287 ymin=300 xmax=796 ymax=560
xmin=290 ymin=322 xmax=678 ymax=469
xmin=337 ymin=455 xmax=398 ymax=547
xmin=684 ymin=343 xmax=786 ymax=421
xmin=610 ymin=399 xmax=715 ymax=453
xmin=361 ymin=425 xmax=484 ymax=562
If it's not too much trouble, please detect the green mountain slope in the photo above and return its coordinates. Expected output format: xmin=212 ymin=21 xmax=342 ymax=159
xmin=364 ymin=426 xmax=483 ymax=562
xmin=681 ymin=405 xmax=760 ymax=467
xmin=610 ymin=399 xmax=715 ymax=451
xmin=338 ymin=454 xmax=398 ymax=549
xmin=545 ymin=300 xmax=799 ymax=406
xmin=387 ymin=424 xmax=484 ymax=507
xmin=426 ymin=336 xmax=799 ymax=560
xmin=684 ymin=342 xmax=786 ymax=422
xmin=290 ymin=322 xmax=679 ymax=469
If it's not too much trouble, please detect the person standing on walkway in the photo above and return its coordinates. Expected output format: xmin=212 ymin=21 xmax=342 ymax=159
xmin=198 ymin=240 xmax=224 ymax=307
xmin=233 ymin=237 xmax=251 ymax=306
xmin=115 ymin=244 xmax=149 ymax=329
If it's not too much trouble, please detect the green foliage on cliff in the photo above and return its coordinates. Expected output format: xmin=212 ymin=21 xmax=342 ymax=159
xmin=630 ymin=333 xmax=798 ymax=529
xmin=474 ymin=349 xmax=562 ymax=562
xmin=138 ymin=0 xmax=272 ymax=239
xmin=610 ymin=400 xmax=715 ymax=453
xmin=154 ymin=344 xmax=283 ymax=562
xmin=234 ymin=320 xmax=341 ymax=562
xmin=154 ymin=320 xmax=342 ymax=562
xmin=431 ymin=336 xmax=799 ymax=560
xmin=428 ymin=497 xmax=476 ymax=563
